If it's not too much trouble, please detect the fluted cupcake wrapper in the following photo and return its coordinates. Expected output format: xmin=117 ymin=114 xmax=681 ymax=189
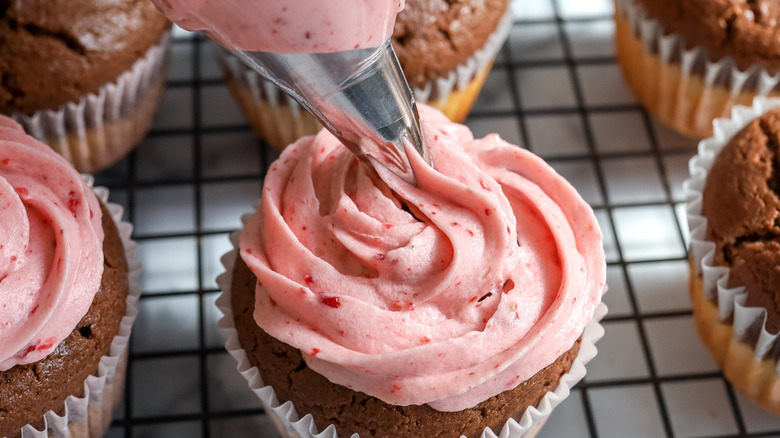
xmin=10 ymin=32 xmax=171 ymax=174
xmin=16 ymin=179 xmax=141 ymax=438
xmin=216 ymin=207 xmax=606 ymax=438
xmin=685 ymin=96 xmax=780 ymax=415
xmin=216 ymin=6 xmax=513 ymax=150
xmin=615 ymin=0 xmax=780 ymax=138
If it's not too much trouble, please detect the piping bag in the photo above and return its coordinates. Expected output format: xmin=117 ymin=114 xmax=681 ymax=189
xmin=153 ymin=0 xmax=430 ymax=184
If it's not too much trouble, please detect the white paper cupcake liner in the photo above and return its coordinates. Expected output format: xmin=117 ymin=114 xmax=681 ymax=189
xmin=10 ymin=31 xmax=171 ymax=174
xmin=16 ymin=179 xmax=141 ymax=438
xmin=217 ymin=5 xmax=513 ymax=117
xmin=616 ymin=0 xmax=780 ymax=95
xmin=216 ymin=208 xmax=606 ymax=438
xmin=684 ymin=96 xmax=780 ymax=368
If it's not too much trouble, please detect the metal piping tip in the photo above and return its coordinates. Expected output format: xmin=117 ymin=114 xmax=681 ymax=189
xmin=234 ymin=39 xmax=431 ymax=185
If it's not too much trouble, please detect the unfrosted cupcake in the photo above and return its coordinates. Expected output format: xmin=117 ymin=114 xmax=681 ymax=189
xmin=0 ymin=116 xmax=140 ymax=437
xmin=615 ymin=0 xmax=780 ymax=138
xmin=218 ymin=105 xmax=606 ymax=437
xmin=0 ymin=0 xmax=171 ymax=173
xmin=686 ymin=97 xmax=780 ymax=416
xmin=219 ymin=0 xmax=513 ymax=150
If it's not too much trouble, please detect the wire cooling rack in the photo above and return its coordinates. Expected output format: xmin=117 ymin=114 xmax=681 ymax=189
xmin=95 ymin=0 xmax=780 ymax=437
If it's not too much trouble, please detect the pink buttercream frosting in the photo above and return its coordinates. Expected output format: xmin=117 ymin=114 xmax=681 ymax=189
xmin=153 ymin=0 xmax=404 ymax=53
xmin=0 ymin=116 xmax=104 ymax=372
xmin=239 ymin=105 xmax=606 ymax=412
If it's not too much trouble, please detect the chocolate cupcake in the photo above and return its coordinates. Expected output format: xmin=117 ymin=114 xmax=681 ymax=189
xmin=0 ymin=116 xmax=141 ymax=437
xmin=615 ymin=0 xmax=780 ymax=138
xmin=686 ymin=97 xmax=780 ymax=416
xmin=219 ymin=0 xmax=513 ymax=150
xmin=0 ymin=0 xmax=171 ymax=173
xmin=217 ymin=105 xmax=606 ymax=437
xmin=228 ymin=260 xmax=588 ymax=437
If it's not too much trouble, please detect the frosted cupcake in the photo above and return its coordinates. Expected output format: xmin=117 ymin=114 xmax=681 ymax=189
xmin=687 ymin=97 xmax=780 ymax=416
xmin=615 ymin=0 xmax=780 ymax=138
xmin=0 ymin=116 xmax=140 ymax=437
xmin=0 ymin=0 xmax=171 ymax=173
xmin=218 ymin=105 xmax=606 ymax=437
xmin=218 ymin=0 xmax=513 ymax=150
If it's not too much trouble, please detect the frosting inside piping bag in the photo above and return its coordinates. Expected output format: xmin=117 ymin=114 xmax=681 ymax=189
xmin=153 ymin=0 xmax=404 ymax=53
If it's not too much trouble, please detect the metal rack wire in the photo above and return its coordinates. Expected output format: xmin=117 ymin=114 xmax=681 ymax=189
xmin=96 ymin=0 xmax=780 ymax=436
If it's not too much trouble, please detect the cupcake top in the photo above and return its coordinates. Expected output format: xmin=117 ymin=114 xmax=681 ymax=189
xmin=393 ymin=0 xmax=509 ymax=87
xmin=636 ymin=0 xmax=780 ymax=72
xmin=0 ymin=0 xmax=170 ymax=114
xmin=702 ymin=106 xmax=780 ymax=333
xmin=239 ymin=105 xmax=605 ymax=412
xmin=0 ymin=115 xmax=104 ymax=371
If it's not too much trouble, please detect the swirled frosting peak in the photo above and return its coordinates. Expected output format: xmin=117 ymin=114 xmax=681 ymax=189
xmin=0 ymin=116 xmax=104 ymax=371
xmin=239 ymin=105 xmax=605 ymax=411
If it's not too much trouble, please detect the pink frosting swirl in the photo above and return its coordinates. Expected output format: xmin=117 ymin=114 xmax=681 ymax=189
xmin=239 ymin=106 xmax=605 ymax=412
xmin=0 ymin=116 xmax=104 ymax=371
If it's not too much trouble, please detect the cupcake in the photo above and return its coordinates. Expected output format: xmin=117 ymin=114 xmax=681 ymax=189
xmin=0 ymin=116 xmax=140 ymax=437
xmin=219 ymin=0 xmax=513 ymax=150
xmin=615 ymin=0 xmax=780 ymax=139
xmin=0 ymin=0 xmax=171 ymax=173
xmin=686 ymin=97 xmax=780 ymax=416
xmin=217 ymin=105 xmax=607 ymax=437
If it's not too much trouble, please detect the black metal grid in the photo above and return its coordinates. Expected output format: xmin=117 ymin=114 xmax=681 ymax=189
xmin=92 ymin=0 xmax=780 ymax=436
